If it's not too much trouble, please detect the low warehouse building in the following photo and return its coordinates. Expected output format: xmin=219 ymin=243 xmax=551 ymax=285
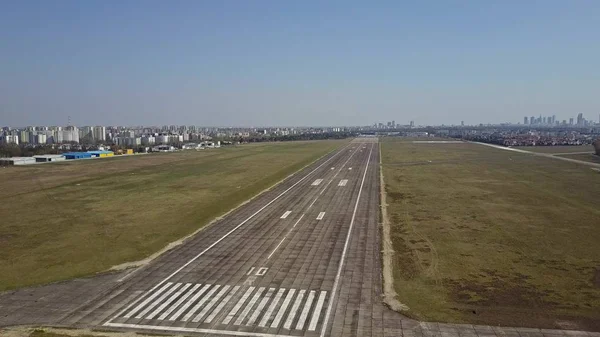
xmin=0 ymin=157 xmax=36 ymax=166
xmin=62 ymin=152 xmax=92 ymax=160
xmin=33 ymin=154 xmax=66 ymax=163
xmin=87 ymin=150 xmax=114 ymax=158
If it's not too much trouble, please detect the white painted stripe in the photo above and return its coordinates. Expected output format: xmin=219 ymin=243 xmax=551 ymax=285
xmin=270 ymin=289 xmax=295 ymax=328
xmin=295 ymin=290 xmax=315 ymax=330
xmin=104 ymin=322 xmax=303 ymax=337
xmin=124 ymin=282 xmax=174 ymax=318
xmin=234 ymin=287 xmax=265 ymax=325
xmin=246 ymin=287 xmax=275 ymax=326
xmin=349 ymin=167 xmax=352 ymax=170
xmin=308 ymin=291 xmax=327 ymax=331
xmin=182 ymin=284 xmax=221 ymax=322
xmin=192 ymin=285 xmax=230 ymax=322
xmin=168 ymin=283 xmax=211 ymax=321
xmin=320 ymin=143 xmax=374 ymax=337
xmin=338 ymin=179 xmax=348 ymax=186
xmin=158 ymin=283 xmax=201 ymax=320
xmin=283 ymin=289 xmax=305 ymax=329
xmin=316 ymin=212 xmax=325 ymax=220
xmin=267 ymin=238 xmax=286 ymax=260
xmin=311 ymin=179 xmax=323 ymax=186
xmin=292 ymin=214 xmax=304 ymax=228
xmin=268 ymin=213 xmax=305 ymax=260
xmin=204 ymin=286 xmax=240 ymax=323
xmin=105 ymin=144 xmax=347 ymax=325
xmin=146 ymin=283 xmax=191 ymax=319
xmin=135 ymin=283 xmax=182 ymax=319
xmin=280 ymin=211 xmax=292 ymax=219
xmin=246 ymin=267 xmax=255 ymax=276
xmin=258 ymin=288 xmax=285 ymax=327
xmin=223 ymin=286 xmax=255 ymax=325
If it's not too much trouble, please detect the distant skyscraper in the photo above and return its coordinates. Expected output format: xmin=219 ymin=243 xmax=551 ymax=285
xmin=92 ymin=126 xmax=106 ymax=142
xmin=530 ymin=116 xmax=535 ymax=125
xmin=569 ymin=117 xmax=574 ymax=125
xmin=409 ymin=121 xmax=414 ymax=128
xmin=524 ymin=117 xmax=529 ymax=125
xmin=577 ymin=113 xmax=584 ymax=125
xmin=461 ymin=121 xmax=465 ymax=126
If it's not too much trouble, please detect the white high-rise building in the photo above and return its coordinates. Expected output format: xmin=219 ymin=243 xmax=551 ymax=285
xmin=0 ymin=134 xmax=19 ymax=145
xmin=92 ymin=126 xmax=106 ymax=142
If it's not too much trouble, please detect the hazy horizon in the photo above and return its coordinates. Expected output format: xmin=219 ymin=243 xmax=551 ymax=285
xmin=1 ymin=1 xmax=599 ymax=127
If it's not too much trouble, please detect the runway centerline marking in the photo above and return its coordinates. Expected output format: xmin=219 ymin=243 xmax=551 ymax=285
xmin=280 ymin=211 xmax=292 ymax=219
xmin=267 ymin=214 xmax=305 ymax=259
xmin=320 ymin=142 xmax=374 ymax=337
xmin=316 ymin=212 xmax=326 ymax=220
xmin=104 ymin=144 xmax=348 ymax=325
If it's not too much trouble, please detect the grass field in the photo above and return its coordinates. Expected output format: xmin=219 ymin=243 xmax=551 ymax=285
xmin=0 ymin=140 xmax=345 ymax=291
xmin=381 ymin=138 xmax=600 ymax=330
xmin=513 ymin=145 xmax=595 ymax=154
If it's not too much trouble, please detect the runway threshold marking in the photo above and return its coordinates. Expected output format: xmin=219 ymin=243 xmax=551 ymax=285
xmin=316 ymin=212 xmax=326 ymax=220
xmin=311 ymin=179 xmax=323 ymax=186
xmin=280 ymin=211 xmax=292 ymax=219
xmin=319 ymin=142 xmax=374 ymax=337
xmin=105 ymin=144 xmax=347 ymax=326
xmin=338 ymin=179 xmax=348 ymax=186
xmin=105 ymin=285 xmax=329 ymax=336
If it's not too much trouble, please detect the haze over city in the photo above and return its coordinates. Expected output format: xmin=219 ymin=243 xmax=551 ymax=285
xmin=2 ymin=1 xmax=599 ymax=127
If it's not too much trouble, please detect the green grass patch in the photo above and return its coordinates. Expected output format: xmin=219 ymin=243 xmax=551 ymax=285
xmin=0 ymin=141 xmax=346 ymax=291
xmin=381 ymin=138 xmax=600 ymax=330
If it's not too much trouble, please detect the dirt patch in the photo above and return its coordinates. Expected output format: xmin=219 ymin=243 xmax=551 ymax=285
xmin=379 ymin=142 xmax=410 ymax=311
xmin=594 ymin=269 xmax=600 ymax=288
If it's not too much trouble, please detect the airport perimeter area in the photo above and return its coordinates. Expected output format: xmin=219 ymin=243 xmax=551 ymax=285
xmin=1 ymin=138 xmax=599 ymax=337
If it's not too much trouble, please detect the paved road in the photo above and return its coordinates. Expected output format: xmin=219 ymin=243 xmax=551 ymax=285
xmin=56 ymin=137 xmax=386 ymax=337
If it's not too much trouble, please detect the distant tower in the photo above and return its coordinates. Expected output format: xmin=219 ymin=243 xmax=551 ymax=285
xmin=461 ymin=121 xmax=465 ymax=126
xmin=524 ymin=117 xmax=529 ymax=125
xmin=410 ymin=121 xmax=415 ymax=128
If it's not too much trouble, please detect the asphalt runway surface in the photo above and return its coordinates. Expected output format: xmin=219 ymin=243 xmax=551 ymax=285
xmin=55 ymin=137 xmax=388 ymax=337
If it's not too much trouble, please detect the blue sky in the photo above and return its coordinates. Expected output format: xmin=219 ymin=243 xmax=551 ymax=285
xmin=1 ymin=1 xmax=599 ymax=126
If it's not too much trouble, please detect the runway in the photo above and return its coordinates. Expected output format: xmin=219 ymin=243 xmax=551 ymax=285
xmin=59 ymin=137 xmax=384 ymax=337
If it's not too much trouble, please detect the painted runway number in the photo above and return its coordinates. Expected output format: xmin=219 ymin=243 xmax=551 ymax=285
xmin=338 ymin=179 xmax=348 ymax=187
xmin=256 ymin=267 xmax=268 ymax=276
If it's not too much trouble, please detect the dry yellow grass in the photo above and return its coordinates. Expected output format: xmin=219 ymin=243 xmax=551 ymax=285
xmin=382 ymin=138 xmax=600 ymax=330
